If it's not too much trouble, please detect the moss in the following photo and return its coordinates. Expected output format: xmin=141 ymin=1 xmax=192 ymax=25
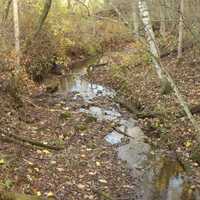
xmin=59 ymin=111 xmax=71 ymax=120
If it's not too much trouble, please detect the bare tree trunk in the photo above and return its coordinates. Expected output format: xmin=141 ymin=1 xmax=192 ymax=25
xmin=12 ymin=0 xmax=20 ymax=71
xmin=159 ymin=0 xmax=166 ymax=37
xmin=67 ymin=0 xmax=71 ymax=9
xmin=133 ymin=0 xmax=139 ymax=38
xmin=23 ymin=0 xmax=52 ymax=54
xmin=138 ymin=0 xmax=163 ymax=80
xmin=34 ymin=0 xmax=52 ymax=37
xmin=177 ymin=0 xmax=184 ymax=60
xmin=138 ymin=0 xmax=200 ymax=141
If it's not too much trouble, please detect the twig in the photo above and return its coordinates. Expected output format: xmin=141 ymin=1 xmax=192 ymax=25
xmin=113 ymin=127 xmax=135 ymax=139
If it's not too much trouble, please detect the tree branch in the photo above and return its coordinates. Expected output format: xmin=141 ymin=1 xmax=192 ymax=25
xmin=34 ymin=0 xmax=52 ymax=37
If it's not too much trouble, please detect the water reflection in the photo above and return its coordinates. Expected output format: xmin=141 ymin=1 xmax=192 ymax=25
xmin=80 ymin=106 xmax=121 ymax=121
xmin=58 ymin=69 xmax=114 ymax=101
xmin=155 ymin=158 xmax=184 ymax=200
xmin=105 ymin=131 xmax=124 ymax=145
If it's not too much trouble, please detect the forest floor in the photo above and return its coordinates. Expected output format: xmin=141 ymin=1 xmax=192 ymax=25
xmin=88 ymin=41 xmax=200 ymax=190
xmin=0 ymin=68 xmax=139 ymax=199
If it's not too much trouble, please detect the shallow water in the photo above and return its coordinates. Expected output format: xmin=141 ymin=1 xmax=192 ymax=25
xmin=57 ymin=58 xmax=195 ymax=200
xmin=58 ymin=59 xmax=115 ymax=101
xmin=80 ymin=106 xmax=121 ymax=122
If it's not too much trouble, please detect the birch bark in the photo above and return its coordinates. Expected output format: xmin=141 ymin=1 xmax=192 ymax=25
xmin=12 ymin=0 xmax=20 ymax=71
xmin=138 ymin=0 xmax=200 ymax=141
xmin=138 ymin=0 xmax=163 ymax=80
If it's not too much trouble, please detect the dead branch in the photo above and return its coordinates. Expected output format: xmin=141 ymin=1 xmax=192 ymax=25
xmin=113 ymin=127 xmax=135 ymax=139
xmin=0 ymin=129 xmax=64 ymax=150
xmin=116 ymin=97 xmax=200 ymax=120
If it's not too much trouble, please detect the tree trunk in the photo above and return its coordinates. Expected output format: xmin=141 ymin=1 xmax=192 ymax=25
xmin=2 ymin=0 xmax=12 ymax=23
xmin=159 ymin=0 xmax=166 ymax=37
xmin=67 ymin=0 xmax=71 ymax=9
xmin=138 ymin=0 xmax=163 ymax=80
xmin=34 ymin=0 xmax=52 ymax=37
xmin=138 ymin=0 xmax=200 ymax=142
xmin=133 ymin=0 xmax=139 ymax=38
xmin=12 ymin=0 xmax=20 ymax=71
xmin=177 ymin=0 xmax=184 ymax=60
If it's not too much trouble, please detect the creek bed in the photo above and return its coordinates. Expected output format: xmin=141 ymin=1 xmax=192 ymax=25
xmin=50 ymin=58 xmax=196 ymax=200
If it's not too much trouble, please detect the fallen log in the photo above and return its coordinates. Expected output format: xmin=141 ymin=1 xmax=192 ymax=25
xmin=160 ymin=43 xmax=193 ymax=59
xmin=0 ymin=129 xmax=64 ymax=150
xmin=87 ymin=63 xmax=108 ymax=74
xmin=116 ymin=97 xmax=200 ymax=119
xmin=115 ymin=98 xmax=163 ymax=119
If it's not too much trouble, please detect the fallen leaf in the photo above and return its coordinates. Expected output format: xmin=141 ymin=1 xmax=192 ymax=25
xmin=50 ymin=160 xmax=57 ymax=165
xmin=99 ymin=179 xmax=107 ymax=184
xmin=96 ymin=161 xmax=101 ymax=166
xmin=34 ymin=168 xmax=40 ymax=172
xmin=0 ymin=159 xmax=5 ymax=165
xmin=47 ymin=191 xmax=54 ymax=197
xmin=185 ymin=141 xmax=192 ymax=148
xmin=57 ymin=167 xmax=64 ymax=172
xmin=36 ymin=191 xmax=42 ymax=196
xmin=43 ymin=149 xmax=51 ymax=154
xmin=77 ymin=184 xmax=85 ymax=189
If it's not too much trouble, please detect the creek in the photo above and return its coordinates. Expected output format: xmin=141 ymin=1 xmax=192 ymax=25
xmin=51 ymin=58 xmax=196 ymax=200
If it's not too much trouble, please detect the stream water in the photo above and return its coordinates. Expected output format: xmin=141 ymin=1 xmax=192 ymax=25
xmin=54 ymin=59 xmax=196 ymax=200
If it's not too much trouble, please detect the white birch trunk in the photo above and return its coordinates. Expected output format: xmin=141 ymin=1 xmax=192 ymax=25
xmin=177 ymin=0 xmax=184 ymax=59
xmin=12 ymin=0 xmax=20 ymax=71
xmin=138 ymin=0 xmax=200 ymax=141
xmin=159 ymin=0 xmax=166 ymax=37
xmin=138 ymin=0 xmax=163 ymax=80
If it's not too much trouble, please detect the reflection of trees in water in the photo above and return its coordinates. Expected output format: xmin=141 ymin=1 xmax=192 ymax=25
xmin=152 ymin=158 xmax=184 ymax=200
xmin=59 ymin=73 xmax=107 ymax=100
